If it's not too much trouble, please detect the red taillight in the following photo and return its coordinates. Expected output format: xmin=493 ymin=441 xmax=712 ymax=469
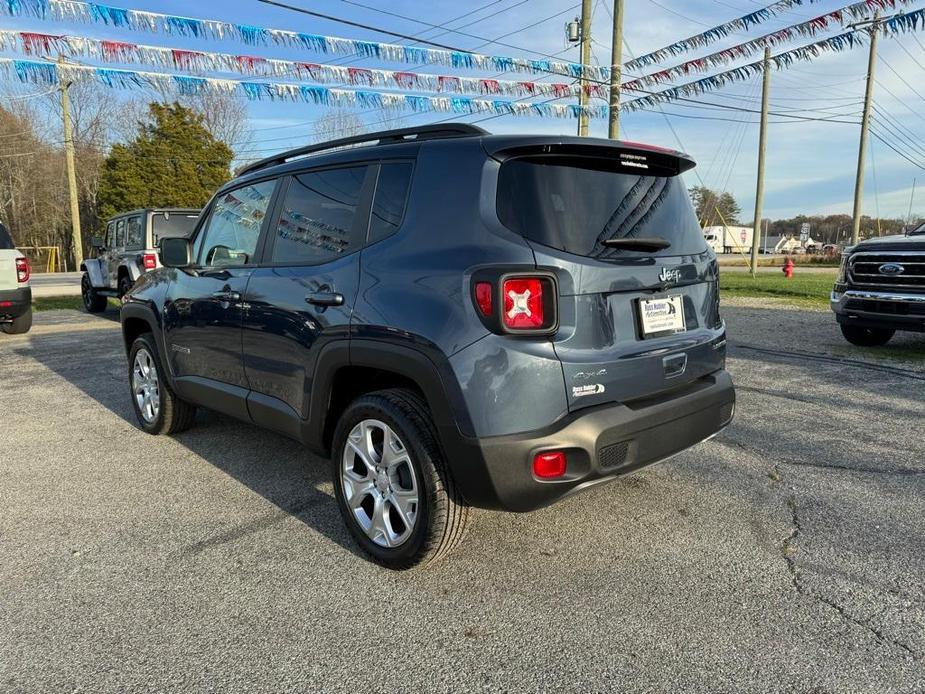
xmin=474 ymin=282 xmax=493 ymax=317
xmin=142 ymin=253 xmax=157 ymax=270
xmin=502 ymin=277 xmax=544 ymax=329
xmin=533 ymin=451 xmax=567 ymax=479
xmin=15 ymin=257 xmax=29 ymax=283
xmin=0 ymin=301 xmax=11 ymax=308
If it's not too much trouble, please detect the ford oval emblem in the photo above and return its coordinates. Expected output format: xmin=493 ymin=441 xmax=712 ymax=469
xmin=878 ymin=262 xmax=905 ymax=275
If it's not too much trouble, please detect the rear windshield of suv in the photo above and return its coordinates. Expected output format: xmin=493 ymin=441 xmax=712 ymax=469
xmin=497 ymin=155 xmax=705 ymax=259
xmin=0 ymin=223 xmax=13 ymax=250
xmin=152 ymin=212 xmax=200 ymax=246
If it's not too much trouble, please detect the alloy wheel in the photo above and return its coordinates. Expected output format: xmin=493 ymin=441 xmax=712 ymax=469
xmin=132 ymin=348 xmax=160 ymax=424
xmin=341 ymin=419 xmax=419 ymax=548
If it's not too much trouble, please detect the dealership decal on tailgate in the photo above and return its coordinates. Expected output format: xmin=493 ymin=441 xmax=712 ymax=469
xmin=639 ymin=295 xmax=686 ymax=336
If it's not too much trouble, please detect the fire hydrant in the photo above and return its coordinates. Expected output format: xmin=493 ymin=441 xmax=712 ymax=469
xmin=782 ymin=257 xmax=795 ymax=279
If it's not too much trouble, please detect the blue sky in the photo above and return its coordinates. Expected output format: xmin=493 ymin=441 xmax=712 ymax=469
xmin=1 ymin=0 xmax=924 ymax=221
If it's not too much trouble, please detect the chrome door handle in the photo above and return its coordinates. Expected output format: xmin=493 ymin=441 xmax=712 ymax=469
xmin=212 ymin=290 xmax=241 ymax=302
xmin=305 ymin=292 xmax=344 ymax=307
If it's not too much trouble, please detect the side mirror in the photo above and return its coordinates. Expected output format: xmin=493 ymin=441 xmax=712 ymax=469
xmin=90 ymin=236 xmax=104 ymax=250
xmin=159 ymin=237 xmax=193 ymax=268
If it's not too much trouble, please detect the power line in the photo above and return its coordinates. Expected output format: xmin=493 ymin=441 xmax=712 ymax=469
xmin=258 ymin=0 xmax=580 ymax=64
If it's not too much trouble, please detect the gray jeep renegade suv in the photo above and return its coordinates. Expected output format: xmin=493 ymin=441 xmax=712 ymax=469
xmin=121 ymin=125 xmax=735 ymax=569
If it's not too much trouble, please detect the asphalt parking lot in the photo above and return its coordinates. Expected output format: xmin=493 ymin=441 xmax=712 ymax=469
xmin=1 ymin=302 xmax=923 ymax=692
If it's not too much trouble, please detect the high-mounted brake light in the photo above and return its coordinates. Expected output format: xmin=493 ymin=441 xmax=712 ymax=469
xmin=474 ymin=282 xmax=493 ymax=317
xmin=142 ymin=253 xmax=157 ymax=270
xmin=502 ymin=277 xmax=544 ymax=329
xmin=533 ymin=451 xmax=567 ymax=479
xmin=15 ymin=257 xmax=29 ymax=283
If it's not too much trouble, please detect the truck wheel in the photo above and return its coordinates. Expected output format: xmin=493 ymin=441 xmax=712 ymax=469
xmin=840 ymin=324 xmax=895 ymax=347
xmin=0 ymin=308 xmax=31 ymax=335
xmin=118 ymin=274 xmax=133 ymax=298
xmin=81 ymin=273 xmax=107 ymax=313
xmin=128 ymin=333 xmax=196 ymax=435
xmin=331 ymin=389 xmax=470 ymax=570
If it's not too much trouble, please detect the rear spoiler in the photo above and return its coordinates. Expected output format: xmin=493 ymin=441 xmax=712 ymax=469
xmin=481 ymin=136 xmax=695 ymax=176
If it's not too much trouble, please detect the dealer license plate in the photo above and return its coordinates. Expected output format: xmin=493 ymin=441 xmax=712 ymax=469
xmin=638 ymin=295 xmax=686 ymax=336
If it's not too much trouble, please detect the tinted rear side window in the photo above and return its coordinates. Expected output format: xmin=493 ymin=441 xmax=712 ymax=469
xmin=369 ymin=163 xmax=412 ymax=243
xmin=152 ymin=212 xmax=199 ymax=246
xmin=0 ymin=223 xmax=13 ymax=250
xmin=497 ymin=156 xmax=705 ymax=259
xmin=271 ymin=166 xmax=367 ymax=265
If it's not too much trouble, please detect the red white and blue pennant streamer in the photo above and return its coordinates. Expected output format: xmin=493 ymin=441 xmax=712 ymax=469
xmin=625 ymin=0 xmax=914 ymax=71
xmin=0 ymin=58 xmax=608 ymax=119
xmin=0 ymin=0 xmax=606 ymax=81
xmin=0 ymin=31 xmax=605 ymax=100
xmin=624 ymin=8 xmax=925 ymax=111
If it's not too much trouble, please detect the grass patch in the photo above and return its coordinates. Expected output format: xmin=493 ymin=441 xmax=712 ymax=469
xmin=719 ymin=256 xmax=840 ymax=267
xmin=33 ymin=296 xmax=119 ymax=312
xmin=720 ymin=269 xmax=836 ymax=307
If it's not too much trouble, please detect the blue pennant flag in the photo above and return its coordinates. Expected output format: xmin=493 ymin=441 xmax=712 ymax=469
xmin=236 ymin=24 xmax=269 ymax=45
xmin=403 ymin=46 xmax=427 ymax=64
xmin=404 ymin=95 xmax=429 ymax=112
xmin=296 ymin=33 xmax=328 ymax=52
xmin=89 ymin=3 xmax=129 ymax=27
xmin=173 ymin=75 xmax=206 ymax=95
xmin=165 ymin=16 xmax=203 ymax=37
xmin=300 ymin=85 xmax=330 ymax=105
xmin=13 ymin=59 xmax=55 ymax=84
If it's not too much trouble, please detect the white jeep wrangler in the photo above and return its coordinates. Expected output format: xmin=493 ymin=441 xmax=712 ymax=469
xmin=80 ymin=208 xmax=200 ymax=312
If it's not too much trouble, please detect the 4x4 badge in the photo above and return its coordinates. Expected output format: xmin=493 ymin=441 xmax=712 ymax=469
xmin=659 ymin=267 xmax=681 ymax=284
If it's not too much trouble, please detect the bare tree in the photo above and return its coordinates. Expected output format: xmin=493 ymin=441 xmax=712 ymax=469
xmin=312 ymin=110 xmax=368 ymax=142
xmin=179 ymin=91 xmax=252 ymax=153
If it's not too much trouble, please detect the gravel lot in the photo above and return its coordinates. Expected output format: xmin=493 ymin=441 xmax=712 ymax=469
xmin=1 ymin=303 xmax=923 ymax=692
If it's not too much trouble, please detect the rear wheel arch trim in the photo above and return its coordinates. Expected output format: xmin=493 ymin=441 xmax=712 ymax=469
xmin=307 ymin=339 xmax=475 ymax=453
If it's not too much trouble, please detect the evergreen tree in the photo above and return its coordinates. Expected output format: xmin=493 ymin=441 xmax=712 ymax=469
xmin=689 ymin=185 xmax=742 ymax=226
xmin=98 ymin=102 xmax=233 ymax=219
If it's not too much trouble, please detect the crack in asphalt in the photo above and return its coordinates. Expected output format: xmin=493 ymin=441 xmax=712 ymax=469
xmin=775 ymin=466 xmax=920 ymax=661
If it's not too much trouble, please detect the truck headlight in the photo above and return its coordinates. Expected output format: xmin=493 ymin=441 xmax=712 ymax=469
xmin=836 ymin=252 xmax=850 ymax=284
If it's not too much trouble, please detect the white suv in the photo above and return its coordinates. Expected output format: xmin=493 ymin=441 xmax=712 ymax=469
xmin=0 ymin=222 xmax=31 ymax=335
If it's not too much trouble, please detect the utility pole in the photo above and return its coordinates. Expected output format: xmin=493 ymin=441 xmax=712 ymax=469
xmin=750 ymin=47 xmax=771 ymax=277
xmin=59 ymin=56 xmax=83 ymax=268
xmin=607 ymin=0 xmax=624 ymax=139
xmin=852 ymin=13 xmax=879 ymax=246
xmin=577 ymin=0 xmax=592 ymax=137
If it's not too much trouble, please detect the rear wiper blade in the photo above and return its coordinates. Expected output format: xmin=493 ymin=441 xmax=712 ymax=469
xmin=600 ymin=236 xmax=672 ymax=252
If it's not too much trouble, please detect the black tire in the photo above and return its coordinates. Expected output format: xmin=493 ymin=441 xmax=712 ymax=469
xmin=118 ymin=274 xmax=133 ymax=298
xmin=81 ymin=273 xmax=107 ymax=313
xmin=128 ymin=333 xmax=196 ymax=435
xmin=0 ymin=308 xmax=31 ymax=335
xmin=840 ymin=324 xmax=895 ymax=347
xmin=331 ymin=389 xmax=470 ymax=570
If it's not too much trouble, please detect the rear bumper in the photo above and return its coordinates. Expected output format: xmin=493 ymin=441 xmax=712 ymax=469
xmin=831 ymin=289 xmax=925 ymax=333
xmin=445 ymin=370 xmax=735 ymax=512
xmin=0 ymin=285 xmax=31 ymax=320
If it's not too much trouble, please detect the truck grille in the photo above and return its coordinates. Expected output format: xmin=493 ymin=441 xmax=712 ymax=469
xmin=849 ymin=252 xmax=925 ymax=290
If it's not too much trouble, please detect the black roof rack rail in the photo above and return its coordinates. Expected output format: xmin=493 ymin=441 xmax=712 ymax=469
xmin=236 ymin=123 xmax=488 ymax=177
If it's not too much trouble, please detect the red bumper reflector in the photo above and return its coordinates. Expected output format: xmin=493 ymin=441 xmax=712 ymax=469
xmin=474 ymin=281 xmax=492 ymax=317
xmin=533 ymin=451 xmax=567 ymax=479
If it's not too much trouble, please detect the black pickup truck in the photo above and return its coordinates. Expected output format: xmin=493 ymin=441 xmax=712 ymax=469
xmin=831 ymin=225 xmax=925 ymax=345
